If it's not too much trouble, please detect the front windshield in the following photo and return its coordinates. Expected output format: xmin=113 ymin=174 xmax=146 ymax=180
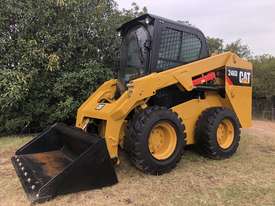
xmin=119 ymin=25 xmax=149 ymax=82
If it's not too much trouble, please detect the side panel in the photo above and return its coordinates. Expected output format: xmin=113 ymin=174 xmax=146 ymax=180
xmin=172 ymin=92 xmax=229 ymax=144
xmin=225 ymin=55 xmax=253 ymax=128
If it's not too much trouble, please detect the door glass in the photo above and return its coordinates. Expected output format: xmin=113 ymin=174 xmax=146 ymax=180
xmin=119 ymin=25 xmax=149 ymax=82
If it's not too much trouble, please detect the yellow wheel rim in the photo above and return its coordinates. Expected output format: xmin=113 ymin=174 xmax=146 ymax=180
xmin=148 ymin=121 xmax=177 ymax=160
xmin=216 ymin=119 xmax=234 ymax=149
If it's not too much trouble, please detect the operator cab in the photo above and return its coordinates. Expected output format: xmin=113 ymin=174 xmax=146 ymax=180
xmin=117 ymin=14 xmax=209 ymax=83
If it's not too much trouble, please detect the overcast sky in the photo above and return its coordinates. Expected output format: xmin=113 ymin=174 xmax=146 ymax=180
xmin=117 ymin=0 xmax=275 ymax=56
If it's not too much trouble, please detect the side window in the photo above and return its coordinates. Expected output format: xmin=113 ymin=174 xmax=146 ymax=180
xmin=157 ymin=28 xmax=181 ymax=70
xmin=180 ymin=33 xmax=201 ymax=62
xmin=157 ymin=27 xmax=202 ymax=70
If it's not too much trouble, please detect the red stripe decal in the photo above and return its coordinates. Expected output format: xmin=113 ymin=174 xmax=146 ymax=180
xmin=192 ymin=72 xmax=216 ymax=86
xmin=226 ymin=76 xmax=233 ymax=85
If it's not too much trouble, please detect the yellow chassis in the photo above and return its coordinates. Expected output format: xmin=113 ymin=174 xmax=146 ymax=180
xmin=76 ymin=52 xmax=252 ymax=161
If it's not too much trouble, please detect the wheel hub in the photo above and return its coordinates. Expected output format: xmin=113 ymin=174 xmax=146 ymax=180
xmin=216 ymin=119 xmax=234 ymax=149
xmin=148 ymin=122 xmax=177 ymax=160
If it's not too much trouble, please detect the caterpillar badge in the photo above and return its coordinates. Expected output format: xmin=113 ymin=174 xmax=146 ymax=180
xmin=11 ymin=14 xmax=252 ymax=203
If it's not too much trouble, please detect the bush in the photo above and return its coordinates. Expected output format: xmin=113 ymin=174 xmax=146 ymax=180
xmin=0 ymin=0 xmax=146 ymax=134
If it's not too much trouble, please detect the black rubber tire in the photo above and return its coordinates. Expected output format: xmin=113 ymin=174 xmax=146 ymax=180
xmin=195 ymin=107 xmax=241 ymax=159
xmin=124 ymin=106 xmax=186 ymax=175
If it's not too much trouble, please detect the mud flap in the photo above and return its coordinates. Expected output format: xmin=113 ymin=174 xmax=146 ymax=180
xmin=11 ymin=123 xmax=118 ymax=203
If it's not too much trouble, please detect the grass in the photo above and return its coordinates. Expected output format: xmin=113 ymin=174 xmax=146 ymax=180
xmin=1 ymin=123 xmax=275 ymax=206
xmin=0 ymin=135 xmax=32 ymax=150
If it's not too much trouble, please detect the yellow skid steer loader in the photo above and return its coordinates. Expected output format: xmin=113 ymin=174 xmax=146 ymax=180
xmin=11 ymin=14 xmax=252 ymax=203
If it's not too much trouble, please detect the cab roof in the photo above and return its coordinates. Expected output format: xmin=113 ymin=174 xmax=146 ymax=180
xmin=117 ymin=13 xmax=203 ymax=34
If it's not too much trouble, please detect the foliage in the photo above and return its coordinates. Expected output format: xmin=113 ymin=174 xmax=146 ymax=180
xmin=207 ymin=37 xmax=224 ymax=54
xmin=252 ymin=55 xmax=275 ymax=98
xmin=224 ymin=39 xmax=251 ymax=59
xmin=0 ymin=0 xmax=146 ymax=134
xmin=207 ymin=37 xmax=251 ymax=59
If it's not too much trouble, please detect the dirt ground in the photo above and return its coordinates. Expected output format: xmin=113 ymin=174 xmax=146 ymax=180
xmin=242 ymin=120 xmax=275 ymax=137
xmin=0 ymin=121 xmax=275 ymax=206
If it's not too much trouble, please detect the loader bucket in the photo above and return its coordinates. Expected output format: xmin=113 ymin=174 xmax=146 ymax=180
xmin=11 ymin=123 xmax=118 ymax=203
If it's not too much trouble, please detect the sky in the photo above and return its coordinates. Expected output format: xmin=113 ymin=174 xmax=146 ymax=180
xmin=116 ymin=0 xmax=275 ymax=56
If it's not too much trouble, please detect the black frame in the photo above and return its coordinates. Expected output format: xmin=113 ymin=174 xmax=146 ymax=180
xmin=117 ymin=14 xmax=209 ymax=76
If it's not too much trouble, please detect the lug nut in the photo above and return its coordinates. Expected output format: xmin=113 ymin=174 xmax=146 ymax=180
xmin=36 ymin=194 xmax=39 ymax=198
xmin=21 ymin=167 xmax=24 ymax=171
xmin=24 ymin=172 xmax=28 ymax=176
xmin=27 ymin=178 xmax=31 ymax=183
xmin=31 ymin=185 xmax=35 ymax=190
xmin=16 ymin=159 xmax=20 ymax=162
xmin=19 ymin=162 xmax=22 ymax=166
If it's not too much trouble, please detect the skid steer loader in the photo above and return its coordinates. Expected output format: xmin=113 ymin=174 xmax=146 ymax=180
xmin=11 ymin=14 xmax=252 ymax=203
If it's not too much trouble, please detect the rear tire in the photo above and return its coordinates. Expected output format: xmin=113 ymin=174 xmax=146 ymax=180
xmin=124 ymin=106 xmax=186 ymax=175
xmin=195 ymin=107 xmax=241 ymax=159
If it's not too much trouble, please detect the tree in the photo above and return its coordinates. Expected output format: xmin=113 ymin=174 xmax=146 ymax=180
xmin=121 ymin=2 xmax=148 ymax=17
xmin=0 ymin=0 xmax=146 ymax=134
xmin=252 ymin=54 xmax=275 ymax=98
xmin=207 ymin=37 xmax=224 ymax=54
xmin=251 ymin=54 xmax=275 ymax=117
xmin=224 ymin=39 xmax=251 ymax=59
xmin=207 ymin=37 xmax=251 ymax=59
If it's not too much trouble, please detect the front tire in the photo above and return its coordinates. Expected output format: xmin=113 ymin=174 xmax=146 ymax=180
xmin=124 ymin=106 xmax=186 ymax=175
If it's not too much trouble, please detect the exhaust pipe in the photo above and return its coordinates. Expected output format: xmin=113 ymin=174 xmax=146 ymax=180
xmin=11 ymin=123 xmax=118 ymax=203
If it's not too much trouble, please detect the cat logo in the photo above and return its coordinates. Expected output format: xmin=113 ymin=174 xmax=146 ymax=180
xmin=96 ymin=103 xmax=106 ymax=110
xmin=239 ymin=71 xmax=251 ymax=84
